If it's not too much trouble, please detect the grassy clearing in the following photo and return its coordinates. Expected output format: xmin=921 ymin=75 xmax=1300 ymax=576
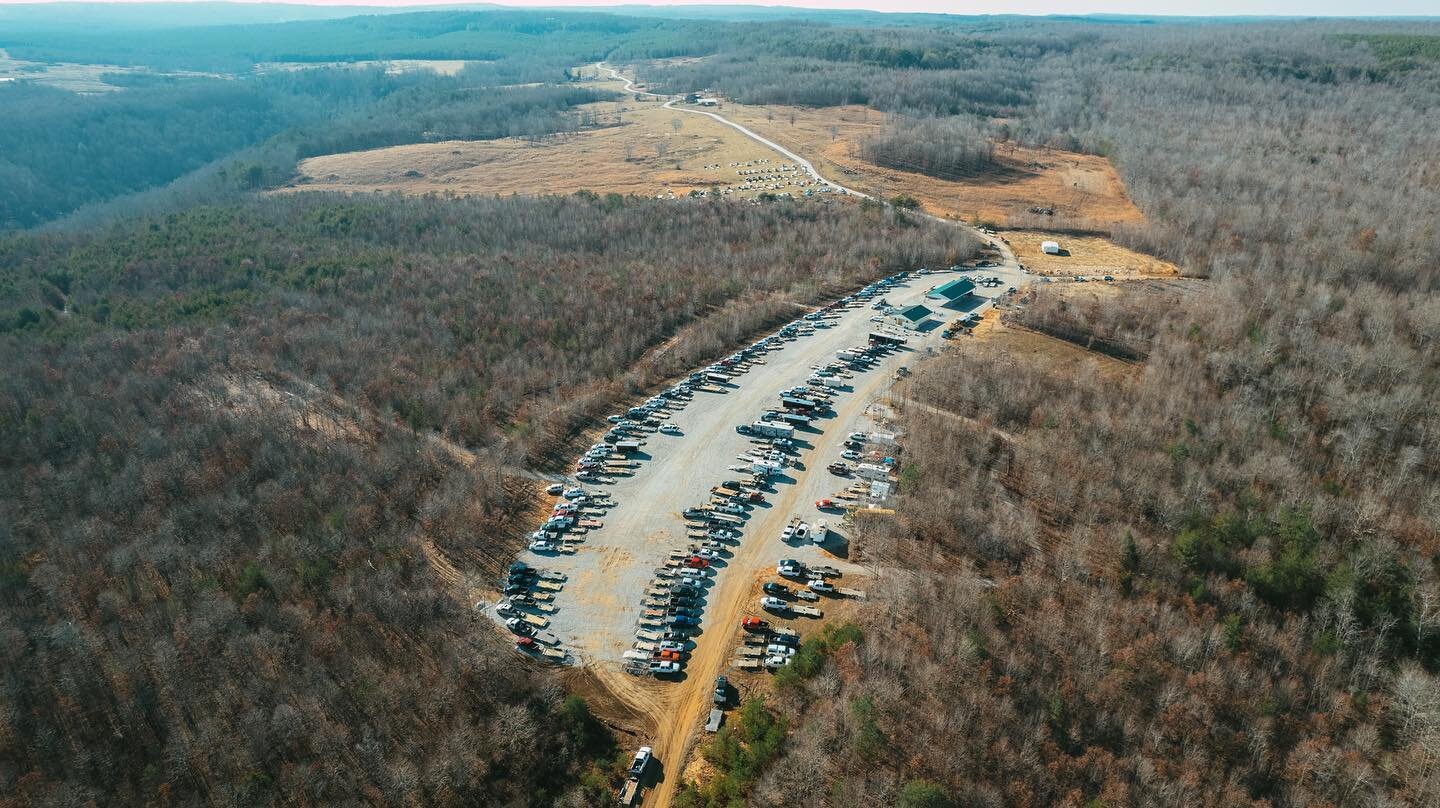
xmin=1002 ymin=230 xmax=1179 ymax=277
xmin=719 ymin=101 xmax=1145 ymax=231
xmin=287 ymin=96 xmax=797 ymax=200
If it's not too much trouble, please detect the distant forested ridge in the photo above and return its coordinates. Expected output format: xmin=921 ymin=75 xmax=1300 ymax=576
xmin=0 ymin=9 xmax=720 ymax=72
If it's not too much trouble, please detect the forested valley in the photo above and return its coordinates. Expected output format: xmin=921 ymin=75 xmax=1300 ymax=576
xmin=0 ymin=193 xmax=968 ymax=804
xmin=0 ymin=9 xmax=725 ymax=231
xmin=638 ymin=20 xmax=1440 ymax=808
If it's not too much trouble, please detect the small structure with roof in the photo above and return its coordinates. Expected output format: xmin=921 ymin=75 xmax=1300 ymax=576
xmin=927 ymin=277 xmax=977 ymax=307
xmin=887 ymin=304 xmax=936 ymax=331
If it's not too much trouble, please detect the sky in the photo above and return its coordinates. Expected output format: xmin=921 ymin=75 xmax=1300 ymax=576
xmin=0 ymin=0 xmax=1435 ymax=17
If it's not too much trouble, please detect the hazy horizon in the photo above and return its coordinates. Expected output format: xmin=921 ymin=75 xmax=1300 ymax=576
xmin=1 ymin=0 xmax=1437 ymax=20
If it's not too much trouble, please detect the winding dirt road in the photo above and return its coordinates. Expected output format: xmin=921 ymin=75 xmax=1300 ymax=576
xmin=585 ymin=64 xmax=1018 ymax=807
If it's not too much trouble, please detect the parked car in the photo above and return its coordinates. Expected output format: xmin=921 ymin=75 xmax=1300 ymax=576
xmin=714 ymin=502 xmax=744 ymax=515
xmin=808 ymin=579 xmax=835 ymax=594
xmin=659 ymin=640 xmax=686 ymax=653
xmin=684 ymin=556 xmax=710 ymax=569
xmin=793 ymin=523 xmax=810 ymax=542
xmin=763 ymin=582 xmax=790 ymax=597
xmin=848 ymin=432 xmax=867 ymax=442
xmin=659 ymin=423 xmax=681 ymax=435
xmin=713 ymin=676 xmax=729 ymax=705
xmin=766 ymin=644 xmax=797 ymax=656
xmin=546 ymin=483 xmax=564 ymax=495
xmin=761 ymin=596 xmax=790 ymax=612
xmin=778 ymin=564 xmax=806 ymax=580
xmin=741 ymin=616 xmax=770 ymax=632
xmin=764 ymin=654 xmax=792 ymax=668
xmin=650 ymin=660 xmax=681 ymax=675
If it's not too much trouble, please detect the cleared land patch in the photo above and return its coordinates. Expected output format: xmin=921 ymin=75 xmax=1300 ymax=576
xmin=718 ymin=101 xmax=1145 ymax=231
xmin=1002 ymin=230 xmax=1179 ymax=277
xmin=287 ymin=99 xmax=800 ymax=200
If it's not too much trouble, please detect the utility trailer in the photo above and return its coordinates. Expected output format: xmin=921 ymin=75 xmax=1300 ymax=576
xmin=809 ymin=565 xmax=842 ymax=578
xmin=731 ymin=658 xmax=762 ymax=671
xmin=837 ymin=588 xmax=868 ymax=600
xmin=712 ymin=484 xmax=744 ymax=500
xmin=791 ymin=605 xmax=823 ymax=618
xmin=520 ymin=613 xmax=549 ymax=628
xmin=635 ymin=629 xmax=663 ymax=641
xmin=705 ymin=511 xmax=745 ymax=527
xmin=535 ymin=580 xmax=564 ymax=592
xmin=638 ymin=617 xmax=665 ymax=628
xmin=622 ymin=649 xmax=650 ymax=662
xmin=736 ymin=646 xmax=764 ymax=658
xmin=537 ymin=570 xmax=567 ymax=582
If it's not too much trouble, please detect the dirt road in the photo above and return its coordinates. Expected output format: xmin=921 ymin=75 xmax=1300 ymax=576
xmin=564 ymin=64 xmax=1037 ymax=808
xmin=598 ymin=64 xmax=1023 ymax=272
xmin=515 ymin=280 xmax=963 ymax=806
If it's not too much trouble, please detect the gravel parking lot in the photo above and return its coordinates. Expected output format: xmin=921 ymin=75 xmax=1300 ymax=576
xmin=508 ymin=266 xmax=1015 ymax=665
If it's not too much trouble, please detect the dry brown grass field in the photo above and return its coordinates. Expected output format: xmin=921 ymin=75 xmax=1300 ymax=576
xmin=286 ymin=96 xmax=804 ymax=200
xmin=1001 ymin=230 xmax=1179 ymax=277
xmin=720 ymin=101 xmax=1145 ymax=231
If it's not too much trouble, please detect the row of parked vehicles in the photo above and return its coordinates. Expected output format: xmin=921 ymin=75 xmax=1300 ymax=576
xmin=614 ymin=271 xmax=918 ymax=803
xmin=618 ymin=331 xmax=790 ymax=678
xmin=500 ymin=562 xmax=570 ymax=661
xmin=624 ymin=300 xmax=870 ymax=678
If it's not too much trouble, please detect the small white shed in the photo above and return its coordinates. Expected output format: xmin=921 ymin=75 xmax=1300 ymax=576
xmin=1041 ymin=240 xmax=1061 ymax=255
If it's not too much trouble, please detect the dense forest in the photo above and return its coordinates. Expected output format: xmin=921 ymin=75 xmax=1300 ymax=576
xmin=639 ymin=19 xmax=1440 ymax=808
xmin=861 ymin=117 xmax=998 ymax=181
xmin=0 ymin=193 xmax=970 ymax=804
xmin=4 ymin=6 xmax=1440 ymax=806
